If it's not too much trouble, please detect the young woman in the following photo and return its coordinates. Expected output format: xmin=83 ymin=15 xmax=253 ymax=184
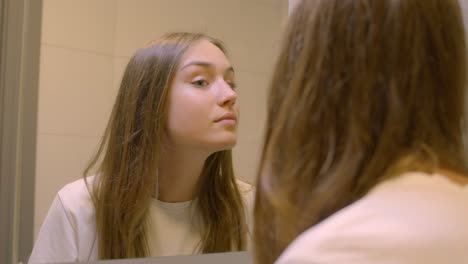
xmin=254 ymin=0 xmax=468 ymax=263
xmin=29 ymin=32 xmax=254 ymax=263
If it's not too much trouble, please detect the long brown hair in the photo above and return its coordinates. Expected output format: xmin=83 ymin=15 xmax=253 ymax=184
xmin=83 ymin=32 xmax=247 ymax=259
xmin=254 ymin=0 xmax=468 ymax=263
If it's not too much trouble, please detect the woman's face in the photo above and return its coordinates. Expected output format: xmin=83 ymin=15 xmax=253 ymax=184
xmin=166 ymin=39 xmax=239 ymax=153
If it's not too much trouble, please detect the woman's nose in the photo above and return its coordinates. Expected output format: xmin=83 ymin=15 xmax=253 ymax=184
xmin=218 ymin=80 xmax=238 ymax=107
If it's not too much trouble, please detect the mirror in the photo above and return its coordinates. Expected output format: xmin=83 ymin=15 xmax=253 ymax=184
xmin=30 ymin=0 xmax=289 ymax=262
xmin=5 ymin=0 xmax=468 ymax=263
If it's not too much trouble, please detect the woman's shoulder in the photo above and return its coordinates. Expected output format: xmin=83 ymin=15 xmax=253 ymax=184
xmin=276 ymin=171 xmax=468 ymax=263
xmin=29 ymin=176 xmax=99 ymax=263
xmin=235 ymin=178 xmax=256 ymax=248
xmin=56 ymin=176 xmax=96 ymax=217
xmin=58 ymin=175 xmax=95 ymax=198
xmin=235 ymin=178 xmax=256 ymax=202
xmin=235 ymin=178 xmax=255 ymax=192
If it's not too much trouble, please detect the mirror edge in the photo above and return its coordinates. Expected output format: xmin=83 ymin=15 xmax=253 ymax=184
xmin=0 ymin=0 xmax=42 ymax=263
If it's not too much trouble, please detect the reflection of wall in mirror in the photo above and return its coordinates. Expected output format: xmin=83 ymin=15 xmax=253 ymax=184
xmin=34 ymin=0 xmax=289 ymax=238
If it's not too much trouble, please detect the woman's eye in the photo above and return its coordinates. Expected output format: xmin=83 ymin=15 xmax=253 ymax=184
xmin=192 ymin=80 xmax=209 ymax=88
xmin=227 ymin=81 xmax=237 ymax=90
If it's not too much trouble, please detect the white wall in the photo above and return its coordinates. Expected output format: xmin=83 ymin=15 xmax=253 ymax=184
xmin=35 ymin=0 xmax=288 ymax=237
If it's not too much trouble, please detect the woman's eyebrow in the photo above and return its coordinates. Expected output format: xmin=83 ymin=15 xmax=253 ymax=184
xmin=181 ymin=61 xmax=235 ymax=74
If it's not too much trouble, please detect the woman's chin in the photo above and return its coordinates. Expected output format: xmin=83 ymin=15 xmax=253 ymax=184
xmin=210 ymin=137 xmax=237 ymax=152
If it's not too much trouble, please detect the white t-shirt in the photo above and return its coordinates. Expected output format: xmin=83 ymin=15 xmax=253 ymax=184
xmin=28 ymin=176 xmax=255 ymax=264
xmin=276 ymin=171 xmax=468 ymax=264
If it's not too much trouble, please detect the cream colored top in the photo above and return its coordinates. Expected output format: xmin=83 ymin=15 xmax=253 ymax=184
xmin=28 ymin=176 xmax=254 ymax=264
xmin=276 ymin=171 xmax=468 ymax=264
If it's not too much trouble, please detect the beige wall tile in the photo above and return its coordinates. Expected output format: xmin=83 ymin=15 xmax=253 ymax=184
xmin=113 ymin=56 xmax=131 ymax=92
xmin=114 ymin=0 xmax=211 ymax=57
xmin=205 ymin=1 xmax=283 ymax=74
xmin=236 ymin=70 xmax=268 ymax=142
xmin=38 ymin=45 xmax=114 ymax=137
xmin=250 ymin=0 xmax=283 ymax=6
xmin=41 ymin=0 xmax=116 ymax=54
xmin=233 ymin=138 xmax=262 ymax=184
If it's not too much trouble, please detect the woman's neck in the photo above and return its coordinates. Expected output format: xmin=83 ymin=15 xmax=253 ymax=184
xmin=157 ymin=147 xmax=211 ymax=202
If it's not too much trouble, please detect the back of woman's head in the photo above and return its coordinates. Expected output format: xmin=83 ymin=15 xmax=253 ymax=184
xmin=254 ymin=0 xmax=467 ymax=263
